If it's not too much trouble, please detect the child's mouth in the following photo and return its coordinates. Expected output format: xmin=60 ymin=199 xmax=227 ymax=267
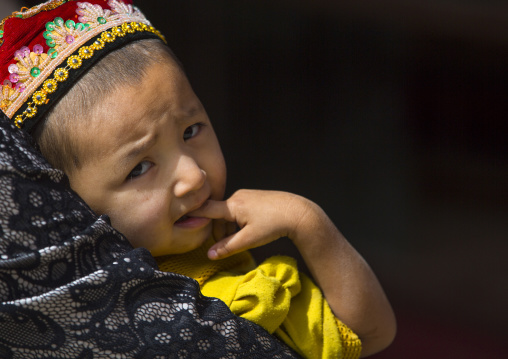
xmin=175 ymin=215 xmax=190 ymax=224
xmin=174 ymin=215 xmax=211 ymax=229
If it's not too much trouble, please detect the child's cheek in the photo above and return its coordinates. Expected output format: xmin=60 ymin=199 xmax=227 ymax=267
xmin=106 ymin=196 xmax=161 ymax=248
xmin=129 ymin=198 xmax=170 ymax=248
xmin=114 ymin=214 xmax=161 ymax=251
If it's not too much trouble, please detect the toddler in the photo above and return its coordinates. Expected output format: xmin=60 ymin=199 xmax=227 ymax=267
xmin=1 ymin=1 xmax=396 ymax=357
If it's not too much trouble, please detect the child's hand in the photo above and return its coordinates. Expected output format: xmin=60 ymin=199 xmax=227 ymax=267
xmin=193 ymin=188 xmax=397 ymax=357
xmin=191 ymin=189 xmax=313 ymax=260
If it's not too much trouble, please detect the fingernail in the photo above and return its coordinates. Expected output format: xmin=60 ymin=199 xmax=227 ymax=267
xmin=208 ymin=249 xmax=218 ymax=260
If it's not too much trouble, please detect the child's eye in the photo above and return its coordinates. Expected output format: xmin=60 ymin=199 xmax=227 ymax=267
xmin=183 ymin=123 xmax=203 ymax=141
xmin=127 ymin=161 xmax=153 ymax=180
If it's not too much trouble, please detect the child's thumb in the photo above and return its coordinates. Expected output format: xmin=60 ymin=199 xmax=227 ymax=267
xmin=207 ymin=228 xmax=254 ymax=260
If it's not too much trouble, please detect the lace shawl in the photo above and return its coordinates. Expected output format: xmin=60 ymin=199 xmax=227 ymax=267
xmin=0 ymin=114 xmax=300 ymax=358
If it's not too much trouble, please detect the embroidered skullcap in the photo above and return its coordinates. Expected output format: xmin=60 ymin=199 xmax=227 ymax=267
xmin=0 ymin=0 xmax=165 ymax=132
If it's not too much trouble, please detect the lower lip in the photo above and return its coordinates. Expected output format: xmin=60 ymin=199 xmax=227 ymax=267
xmin=174 ymin=216 xmax=211 ymax=229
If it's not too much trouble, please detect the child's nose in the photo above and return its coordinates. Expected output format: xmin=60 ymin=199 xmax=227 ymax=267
xmin=173 ymin=155 xmax=207 ymax=198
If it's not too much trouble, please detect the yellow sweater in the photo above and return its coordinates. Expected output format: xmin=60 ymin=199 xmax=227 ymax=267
xmin=156 ymin=238 xmax=362 ymax=359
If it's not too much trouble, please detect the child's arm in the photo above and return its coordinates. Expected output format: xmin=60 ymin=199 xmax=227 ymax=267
xmin=193 ymin=189 xmax=396 ymax=357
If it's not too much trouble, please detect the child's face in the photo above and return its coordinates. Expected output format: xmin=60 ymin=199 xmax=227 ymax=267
xmin=68 ymin=57 xmax=226 ymax=256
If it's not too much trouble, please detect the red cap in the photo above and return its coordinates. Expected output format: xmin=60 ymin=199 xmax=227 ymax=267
xmin=0 ymin=0 xmax=163 ymax=132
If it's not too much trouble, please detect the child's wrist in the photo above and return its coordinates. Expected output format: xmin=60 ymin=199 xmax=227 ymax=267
xmin=287 ymin=199 xmax=342 ymax=254
xmin=285 ymin=195 xmax=322 ymax=243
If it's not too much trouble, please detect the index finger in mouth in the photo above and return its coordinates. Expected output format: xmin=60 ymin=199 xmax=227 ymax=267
xmin=188 ymin=200 xmax=234 ymax=221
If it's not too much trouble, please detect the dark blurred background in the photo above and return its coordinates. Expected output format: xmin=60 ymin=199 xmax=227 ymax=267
xmin=10 ymin=0 xmax=508 ymax=357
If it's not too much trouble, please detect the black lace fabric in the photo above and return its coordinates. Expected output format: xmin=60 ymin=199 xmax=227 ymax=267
xmin=0 ymin=114 xmax=300 ymax=358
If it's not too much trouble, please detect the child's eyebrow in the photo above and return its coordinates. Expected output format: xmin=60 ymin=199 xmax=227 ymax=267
xmin=121 ymin=134 xmax=159 ymax=168
xmin=117 ymin=99 xmax=170 ymax=169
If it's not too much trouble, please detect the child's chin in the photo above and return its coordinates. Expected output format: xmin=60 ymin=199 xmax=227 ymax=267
xmin=156 ymin=228 xmax=212 ymax=256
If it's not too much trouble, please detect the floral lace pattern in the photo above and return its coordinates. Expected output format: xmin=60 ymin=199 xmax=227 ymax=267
xmin=0 ymin=114 xmax=300 ymax=358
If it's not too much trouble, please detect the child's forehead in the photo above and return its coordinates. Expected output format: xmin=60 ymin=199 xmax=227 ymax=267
xmin=80 ymin=45 xmax=185 ymax=125
xmin=88 ymin=59 xmax=193 ymax=135
xmin=63 ymin=54 xmax=204 ymax=176
xmin=103 ymin=45 xmax=182 ymax=90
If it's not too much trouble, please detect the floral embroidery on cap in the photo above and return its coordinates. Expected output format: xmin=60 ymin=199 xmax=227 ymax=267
xmin=0 ymin=0 xmax=165 ymax=129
